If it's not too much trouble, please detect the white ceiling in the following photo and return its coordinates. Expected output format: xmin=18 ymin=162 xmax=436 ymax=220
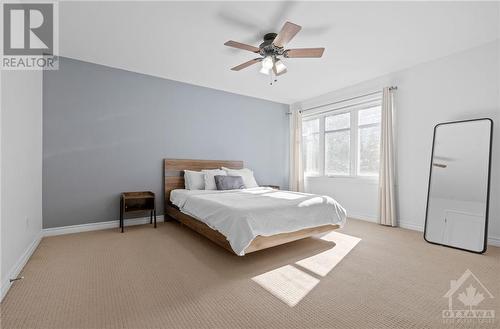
xmin=59 ymin=1 xmax=500 ymax=104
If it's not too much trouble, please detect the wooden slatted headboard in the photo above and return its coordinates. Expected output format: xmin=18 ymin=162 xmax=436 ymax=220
xmin=163 ymin=159 xmax=243 ymax=210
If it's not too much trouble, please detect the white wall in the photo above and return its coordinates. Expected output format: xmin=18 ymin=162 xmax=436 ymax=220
xmin=1 ymin=70 xmax=43 ymax=300
xmin=306 ymin=177 xmax=379 ymax=221
xmin=295 ymin=40 xmax=499 ymax=244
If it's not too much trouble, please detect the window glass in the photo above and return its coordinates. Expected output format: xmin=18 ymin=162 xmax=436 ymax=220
xmin=326 ymin=113 xmax=350 ymax=131
xmin=358 ymin=124 xmax=381 ymax=176
xmin=325 ymin=130 xmax=350 ymax=175
xmin=302 ymin=119 xmax=320 ymax=175
xmin=302 ymin=104 xmax=381 ymax=178
xmin=303 ymin=119 xmax=319 ymax=134
xmin=359 ymin=107 xmax=381 ymax=126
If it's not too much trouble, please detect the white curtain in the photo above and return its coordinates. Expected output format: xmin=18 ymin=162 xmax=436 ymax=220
xmin=379 ymin=87 xmax=397 ymax=226
xmin=289 ymin=107 xmax=304 ymax=192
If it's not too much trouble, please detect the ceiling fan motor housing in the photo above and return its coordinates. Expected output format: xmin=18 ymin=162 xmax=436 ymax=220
xmin=259 ymin=33 xmax=285 ymax=57
xmin=263 ymin=33 xmax=277 ymax=41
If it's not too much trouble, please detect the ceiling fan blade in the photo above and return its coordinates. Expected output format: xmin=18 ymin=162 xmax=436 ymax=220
xmin=224 ymin=40 xmax=260 ymax=53
xmin=285 ymin=48 xmax=325 ymax=58
xmin=231 ymin=58 xmax=262 ymax=71
xmin=273 ymin=21 xmax=302 ymax=48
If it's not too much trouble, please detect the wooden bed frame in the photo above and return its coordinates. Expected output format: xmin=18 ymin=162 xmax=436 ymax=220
xmin=163 ymin=159 xmax=339 ymax=254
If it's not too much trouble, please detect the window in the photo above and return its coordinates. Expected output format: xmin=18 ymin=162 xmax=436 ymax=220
xmin=302 ymin=102 xmax=382 ymax=178
xmin=358 ymin=107 xmax=381 ymax=176
xmin=325 ymin=113 xmax=350 ymax=175
xmin=302 ymin=119 xmax=320 ymax=176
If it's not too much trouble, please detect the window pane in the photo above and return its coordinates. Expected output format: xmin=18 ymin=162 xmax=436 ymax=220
xmin=325 ymin=130 xmax=350 ymax=175
xmin=358 ymin=125 xmax=381 ymax=176
xmin=326 ymin=113 xmax=350 ymax=131
xmin=302 ymin=119 xmax=320 ymax=175
xmin=302 ymin=119 xmax=319 ymax=135
xmin=302 ymin=133 xmax=319 ymax=175
xmin=359 ymin=107 xmax=381 ymax=126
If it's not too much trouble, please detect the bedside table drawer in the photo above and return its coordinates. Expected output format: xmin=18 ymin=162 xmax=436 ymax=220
xmin=124 ymin=198 xmax=154 ymax=211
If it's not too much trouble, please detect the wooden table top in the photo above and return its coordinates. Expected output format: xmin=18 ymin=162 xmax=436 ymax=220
xmin=121 ymin=191 xmax=155 ymax=200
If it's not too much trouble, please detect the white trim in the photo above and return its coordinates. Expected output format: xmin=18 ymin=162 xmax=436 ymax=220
xmin=398 ymin=220 xmax=424 ymax=232
xmin=487 ymin=236 xmax=500 ymax=247
xmin=1 ymin=232 xmax=42 ymax=302
xmin=43 ymin=215 xmax=498 ymax=247
xmin=43 ymin=215 xmax=164 ymax=237
xmin=2 ymin=213 xmax=497 ymax=304
xmin=348 ymin=213 xmax=378 ymax=223
xmin=351 ymin=110 xmax=357 ymax=176
xmin=302 ymin=95 xmax=382 ymax=118
xmin=1 ymin=216 xmax=163 ymax=302
xmin=306 ymin=175 xmax=379 ymax=185
xmin=398 ymin=220 xmax=500 ymax=247
xmin=303 ymin=104 xmax=382 ymax=178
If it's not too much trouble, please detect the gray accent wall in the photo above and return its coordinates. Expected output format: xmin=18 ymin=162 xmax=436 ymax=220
xmin=43 ymin=57 xmax=289 ymax=228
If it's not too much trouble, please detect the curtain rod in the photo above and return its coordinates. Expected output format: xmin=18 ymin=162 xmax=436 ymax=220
xmin=286 ymin=86 xmax=397 ymax=115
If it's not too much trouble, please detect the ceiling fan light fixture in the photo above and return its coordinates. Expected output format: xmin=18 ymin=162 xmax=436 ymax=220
xmin=274 ymin=59 xmax=286 ymax=74
xmin=259 ymin=66 xmax=270 ymax=75
xmin=262 ymin=56 xmax=274 ymax=70
xmin=224 ymin=21 xmax=325 ymax=82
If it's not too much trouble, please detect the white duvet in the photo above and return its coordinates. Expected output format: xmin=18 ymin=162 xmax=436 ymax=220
xmin=170 ymin=187 xmax=347 ymax=256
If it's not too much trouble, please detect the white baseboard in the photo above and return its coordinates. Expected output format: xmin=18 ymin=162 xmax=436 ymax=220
xmin=43 ymin=215 xmax=165 ymax=237
xmin=352 ymin=216 xmax=500 ymax=247
xmin=2 ymin=213 xmax=498 ymax=304
xmin=1 ymin=216 xmax=163 ymax=302
xmin=398 ymin=220 xmax=424 ymax=232
xmin=487 ymin=236 xmax=500 ymax=247
xmin=397 ymin=220 xmax=500 ymax=247
xmin=1 ymin=232 xmax=42 ymax=302
xmin=348 ymin=213 xmax=378 ymax=223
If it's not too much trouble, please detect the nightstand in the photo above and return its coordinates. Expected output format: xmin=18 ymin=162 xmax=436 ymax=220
xmin=261 ymin=185 xmax=280 ymax=190
xmin=120 ymin=191 xmax=156 ymax=233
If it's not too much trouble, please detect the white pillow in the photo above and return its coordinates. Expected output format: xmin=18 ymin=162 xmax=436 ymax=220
xmin=202 ymin=169 xmax=227 ymax=190
xmin=221 ymin=167 xmax=258 ymax=188
xmin=184 ymin=170 xmax=205 ymax=190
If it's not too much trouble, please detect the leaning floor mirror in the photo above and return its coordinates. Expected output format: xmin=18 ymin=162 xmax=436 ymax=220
xmin=424 ymin=118 xmax=493 ymax=253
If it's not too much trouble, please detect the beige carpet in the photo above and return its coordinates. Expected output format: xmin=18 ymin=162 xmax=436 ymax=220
xmin=1 ymin=219 xmax=499 ymax=329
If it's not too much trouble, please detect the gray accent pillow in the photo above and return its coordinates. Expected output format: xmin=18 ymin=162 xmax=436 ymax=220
xmin=214 ymin=175 xmax=246 ymax=190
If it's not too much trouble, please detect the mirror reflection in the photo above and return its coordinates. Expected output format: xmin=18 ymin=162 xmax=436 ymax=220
xmin=424 ymin=119 xmax=492 ymax=253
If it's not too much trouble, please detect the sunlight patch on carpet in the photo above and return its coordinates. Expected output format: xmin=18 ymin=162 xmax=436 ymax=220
xmin=252 ymin=232 xmax=361 ymax=307
xmin=252 ymin=265 xmax=320 ymax=307
xmin=295 ymin=231 xmax=361 ymax=277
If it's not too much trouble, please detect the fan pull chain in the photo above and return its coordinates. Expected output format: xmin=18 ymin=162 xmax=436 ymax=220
xmin=269 ymin=71 xmax=278 ymax=85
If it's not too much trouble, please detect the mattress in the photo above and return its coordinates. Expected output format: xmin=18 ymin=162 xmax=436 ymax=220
xmin=170 ymin=187 xmax=347 ymax=255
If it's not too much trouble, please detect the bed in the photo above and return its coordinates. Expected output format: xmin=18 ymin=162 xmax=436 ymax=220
xmin=163 ymin=159 xmax=346 ymax=255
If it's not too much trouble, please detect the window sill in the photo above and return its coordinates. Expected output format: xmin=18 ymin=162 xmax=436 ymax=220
xmin=305 ymin=175 xmax=379 ymax=185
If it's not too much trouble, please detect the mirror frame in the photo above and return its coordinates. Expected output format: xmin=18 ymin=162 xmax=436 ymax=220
xmin=423 ymin=118 xmax=493 ymax=254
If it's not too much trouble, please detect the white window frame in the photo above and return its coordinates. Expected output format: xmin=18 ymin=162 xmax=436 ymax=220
xmin=302 ymin=99 xmax=382 ymax=180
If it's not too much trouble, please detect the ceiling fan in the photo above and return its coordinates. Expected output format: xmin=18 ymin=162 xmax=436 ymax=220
xmin=224 ymin=21 xmax=325 ymax=84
